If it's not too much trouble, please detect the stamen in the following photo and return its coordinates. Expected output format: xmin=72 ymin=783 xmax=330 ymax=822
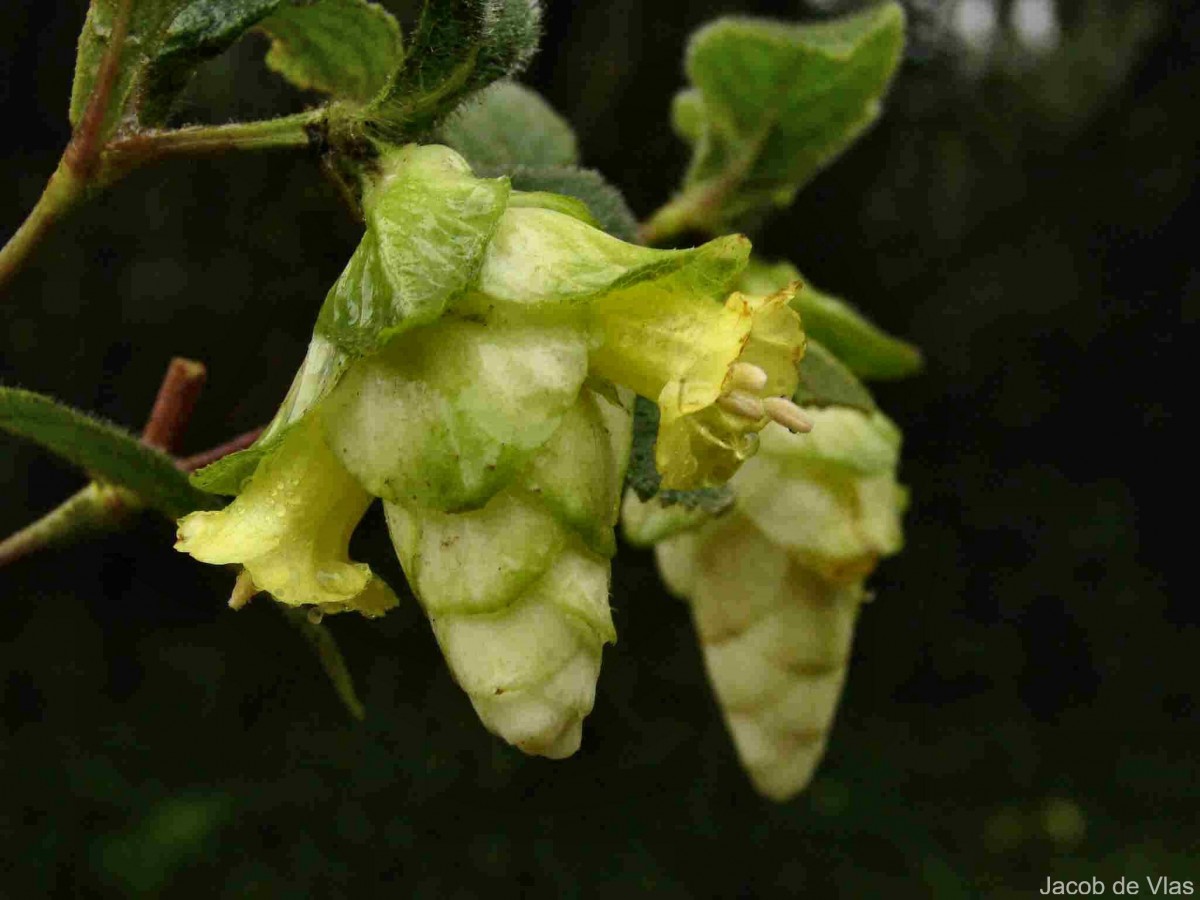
xmin=228 ymin=568 xmax=259 ymax=610
xmin=718 ymin=390 xmax=766 ymax=421
xmin=729 ymin=362 xmax=769 ymax=392
xmin=763 ymin=397 xmax=813 ymax=433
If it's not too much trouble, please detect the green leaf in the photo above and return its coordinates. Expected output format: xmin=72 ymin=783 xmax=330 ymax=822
xmin=259 ymin=0 xmax=403 ymax=102
xmin=666 ymin=3 xmax=905 ymax=230
xmin=625 ymin=396 xmax=735 ymax=514
xmin=508 ymin=166 xmax=639 ymax=243
xmin=737 ymin=258 xmax=922 ymax=380
xmin=70 ymin=0 xmax=193 ymax=136
xmin=438 ymin=81 xmax=578 ymax=171
xmin=140 ymin=0 xmax=287 ymax=123
xmin=367 ymin=0 xmax=543 ymax=139
xmin=0 ymin=387 xmax=215 ymax=517
xmin=792 ymin=339 xmax=877 ymax=413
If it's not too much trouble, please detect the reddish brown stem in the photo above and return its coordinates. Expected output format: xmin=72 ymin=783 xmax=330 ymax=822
xmin=63 ymin=0 xmax=133 ymax=180
xmin=178 ymin=427 xmax=264 ymax=472
xmin=142 ymin=358 xmax=207 ymax=452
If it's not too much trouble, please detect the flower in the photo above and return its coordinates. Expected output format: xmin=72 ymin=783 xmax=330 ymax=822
xmin=175 ymin=414 xmax=397 ymax=618
xmin=624 ymin=406 xmax=907 ymax=798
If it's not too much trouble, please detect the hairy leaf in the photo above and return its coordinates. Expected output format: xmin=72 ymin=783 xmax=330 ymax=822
xmin=508 ymin=166 xmax=639 ymax=242
xmin=0 ymin=387 xmax=215 ymax=517
xmin=738 ymin=259 xmax=922 ymax=380
xmin=792 ymin=339 xmax=876 ymax=413
xmin=368 ymin=0 xmax=542 ymax=138
xmin=439 ymin=81 xmax=578 ymax=171
xmin=625 ymin=396 xmax=735 ymax=513
xmin=668 ymin=3 xmax=905 ymax=229
xmin=70 ymin=0 xmax=194 ymax=135
xmin=141 ymin=0 xmax=287 ymax=123
xmin=260 ymin=0 xmax=403 ymax=102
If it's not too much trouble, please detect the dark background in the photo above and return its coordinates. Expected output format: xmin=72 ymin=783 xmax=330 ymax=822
xmin=0 ymin=0 xmax=1191 ymax=896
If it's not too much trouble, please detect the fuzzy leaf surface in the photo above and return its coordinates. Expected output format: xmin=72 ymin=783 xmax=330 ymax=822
xmin=670 ymin=3 xmax=905 ymax=227
xmin=259 ymin=0 xmax=403 ymax=101
xmin=625 ymin=396 xmax=735 ymax=514
xmin=0 ymin=387 xmax=214 ymax=517
xmin=508 ymin=166 xmax=639 ymax=242
xmin=368 ymin=0 xmax=542 ymax=138
xmin=439 ymin=81 xmax=577 ymax=170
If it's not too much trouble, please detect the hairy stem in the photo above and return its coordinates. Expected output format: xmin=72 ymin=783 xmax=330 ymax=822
xmin=62 ymin=0 xmax=133 ymax=180
xmin=101 ymin=110 xmax=324 ymax=182
xmin=0 ymin=482 xmax=137 ymax=567
xmin=0 ymin=357 xmax=208 ymax=566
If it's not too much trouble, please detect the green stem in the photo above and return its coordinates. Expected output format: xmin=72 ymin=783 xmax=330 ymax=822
xmin=638 ymin=182 xmax=726 ymax=246
xmin=0 ymin=483 xmax=140 ymax=567
xmin=100 ymin=110 xmax=324 ymax=183
xmin=0 ymin=164 xmax=87 ymax=296
xmin=0 ymin=110 xmax=324 ymax=298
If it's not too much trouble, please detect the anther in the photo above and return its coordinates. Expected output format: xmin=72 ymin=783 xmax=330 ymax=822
xmin=729 ymin=362 xmax=769 ymax=392
xmin=228 ymin=568 xmax=259 ymax=610
xmin=718 ymin=390 xmax=766 ymax=421
xmin=763 ymin=397 xmax=813 ymax=433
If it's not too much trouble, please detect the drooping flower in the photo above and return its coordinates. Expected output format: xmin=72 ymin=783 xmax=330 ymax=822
xmin=177 ymin=144 xmax=807 ymax=757
xmin=624 ymin=406 xmax=907 ymax=798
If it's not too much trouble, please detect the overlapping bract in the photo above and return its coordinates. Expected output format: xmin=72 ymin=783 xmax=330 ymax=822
xmin=624 ymin=407 xmax=906 ymax=798
xmin=177 ymin=145 xmax=804 ymax=756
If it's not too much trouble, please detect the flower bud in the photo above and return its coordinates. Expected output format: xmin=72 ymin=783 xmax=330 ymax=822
xmin=627 ymin=406 xmax=906 ymax=799
xmin=385 ymin=385 xmax=631 ymax=757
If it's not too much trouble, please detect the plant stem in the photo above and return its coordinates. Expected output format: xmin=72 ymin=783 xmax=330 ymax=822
xmin=0 ymin=111 xmax=323 ymax=299
xmin=100 ymin=110 xmax=323 ymax=182
xmin=0 ymin=482 xmax=136 ymax=567
xmin=638 ymin=183 xmax=728 ymax=246
xmin=142 ymin=358 xmax=208 ymax=453
xmin=0 ymin=164 xmax=87 ymax=296
xmin=0 ymin=357 xmax=208 ymax=565
xmin=177 ymin=427 xmax=264 ymax=473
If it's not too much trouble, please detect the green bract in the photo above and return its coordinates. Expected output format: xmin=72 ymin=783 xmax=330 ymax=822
xmin=178 ymin=144 xmax=805 ymax=757
xmin=624 ymin=407 xmax=906 ymax=799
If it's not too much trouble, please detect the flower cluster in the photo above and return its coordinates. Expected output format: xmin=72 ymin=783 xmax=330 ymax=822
xmin=176 ymin=144 xmax=806 ymax=757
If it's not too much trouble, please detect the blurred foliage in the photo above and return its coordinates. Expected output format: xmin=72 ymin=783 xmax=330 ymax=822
xmin=0 ymin=0 xmax=1191 ymax=895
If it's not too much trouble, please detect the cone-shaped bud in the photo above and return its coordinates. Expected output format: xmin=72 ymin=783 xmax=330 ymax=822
xmin=176 ymin=415 xmax=397 ymax=618
xmin=385 ymin=385 xmax=631 ymax=757
xmin=626 ymin=407 xmax=905 ymax=799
